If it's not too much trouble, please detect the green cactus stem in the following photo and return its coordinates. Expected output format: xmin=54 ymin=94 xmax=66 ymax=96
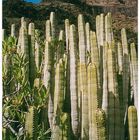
xmin=96 ymin=15 xmax=100 ymax=48
xmin=117 ymin=42 xmax=123 ymax=74
xmin=50 ymin=12 xmax=56 ymax=39
xmin=34 ymin=29 xmax=40 ymax=71
xmin=28 ymin=22 xmax=36 ymax=88
xmin=130 ymin=43 xmax=138 ymax=109
xmin=42 ymin=40 xmax=54 ymax=128
xmin=95 ymin=109 xmax=107 ymax=140
xmin=78 ymin=14 xmax=86 ymax=64
xmin=65 ymin=19 xmax=70 ymax=51
xmin=25 ymin=106 xmax=37 ymax=139
xmin=90 ymin=31 xmax=102 ymax=107
xmin=85 ymin=22 xmax=90 ymax=53
xmin=107 ymin=46 xmax=121 ymax=140
xmin=46 ymin=20 xmax=51 ymax=41
xmin=105 ymin=13 xmax=113 ymax=44
xmin=102 ymin=42 xmax=108 ymax=115
xmin=87 ymin=63 xmax=99 ymax=140
xmin=20 ymin=20 xmax=29 ymax=83
xmin=11 ymin=24 xmax=15 ymax=37
xmin=53 ymin=59 xmax=65 ymax=115
xmin=79 ymin=63 xmax=89 ymax=139
xmin=69 ymin=24 xmax=79 ymax=138
xmin=121 ymin=28 xmax=130 ymax=124
xmin=59 ymin=30 xmax=64 ymax=41
xmin=128 ymin=106 xmax=138 ymax=140
xmin=2 ymin=29 xmax=6 ymax=41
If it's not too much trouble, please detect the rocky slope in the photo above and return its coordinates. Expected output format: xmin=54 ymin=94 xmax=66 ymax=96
xmin=3 ymin=0 xmax=137 ymax=44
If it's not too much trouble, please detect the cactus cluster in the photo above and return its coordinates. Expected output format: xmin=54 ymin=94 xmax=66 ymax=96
xmin=2 ymin=12 xmax=137 ymax=140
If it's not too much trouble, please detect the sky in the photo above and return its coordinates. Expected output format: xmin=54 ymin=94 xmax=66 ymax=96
xmin=24 ymin=0 xmax=41 ymax=3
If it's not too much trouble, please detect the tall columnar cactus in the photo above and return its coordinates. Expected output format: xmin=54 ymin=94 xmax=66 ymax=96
xmin=25 ymin=106 xmax=37 ymax=139
xmin=99 ymin=13 xmax=104 ymax=47
xmin=59 ymin=30 xmax=64 ymax=41
xmin=39 ymin=105 xmax=50 ymax=133
xmin=102 ymin=42 xmax=108 ymax=116
xmin=79 ymin=63 xmax=89 ymax=139
xmin=78 ymin=14 xmax=89 ymax=139
xmin=11 ymin=24 xmax=15 ymax=37
xmin=78 ymin=14 xmax=86 ymax=64
xmin=20 ymin=19 xmax=29 ymax=82
xmin=128 ymin=106 xmax=138 ymax=140
xmin=117 ymin=42 xmax=123 ymax=74
xmin=57 ymin=30 xmax=65 ymax=61
xmin=107 ymin=46 xmax=121 ymax=140
xmin=46 ymin=20 xmax=51 ymax=41
xmin=28 ymin=22 xmax=36 ymax=87
xmin=105 ymin=13 xmax=113 ymax=44
xmin=121 ymin=28 xmax=130 ymax=124
xmin=42 ymin=40 xmax=54 ymax=128
xmin=85 ymin=22 xmax=90 ymax=53
xmin=2 ymin=29 xmax=6 ymax=41
xmin=65 ymin=19 xmax=70 ymax=51
xmin=51 ymin=113 xmax=72 ymax=140
xmin=50 ymin=12 xmax=56 ymax=39
xmin=130 ymin=43 xmax=138 ymax=109
xmin=3 ymin=51 xmax=11 ymax=95
xmin=96 ymin=15 xmax=100 ymax=48
xmin=69 ymin=24 xmax=79 ymax=138
xmin=52 ymin=59 xmax=65 ymax=139
xmin=87 ymin=63 xmax=99 ymax=140
xmin=90 ymin=31 xmax=101 ymax=107
xmin=95 ymin=109 xmax=107 ymax=140
xmin=34 ymin=29 xmax=40 ymax=71
xmin=2 ymin=12 xmax=138 ymax=140
xmin=53 ymin=59 xmax=65 ymax=115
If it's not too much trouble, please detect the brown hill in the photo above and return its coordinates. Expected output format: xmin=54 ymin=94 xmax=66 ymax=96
xmin=3 ymin=0 xmax=137 ymax=44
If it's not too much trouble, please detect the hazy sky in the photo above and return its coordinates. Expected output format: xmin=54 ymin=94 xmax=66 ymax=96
xmin=25 ymin=0 xmax=41 ymax=3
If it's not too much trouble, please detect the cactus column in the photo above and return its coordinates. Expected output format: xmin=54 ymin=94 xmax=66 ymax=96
xmin=69 ymin=24 xmax=79 ymax=138
xmin=128 ymin=106 xmax=138 ymax=140
xmin=107 ymin=46 xmax=121 ymax=140
xmin=78 ymin=14 xmax=89 ymax=139
xmin=28 ymin=23 xmax=36 ymax=87
xmin=130 ymin=43 xmax=138 ymax=110
xmin=87 ymin=63 xmax=99 ymax=140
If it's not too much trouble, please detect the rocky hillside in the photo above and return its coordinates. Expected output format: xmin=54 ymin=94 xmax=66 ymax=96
xmin=3 ymin=0 xmax=137 ymax=44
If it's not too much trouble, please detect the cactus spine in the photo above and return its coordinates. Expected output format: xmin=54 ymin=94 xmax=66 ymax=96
xmin=128 ymin=106 xmax=138 ymax=140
